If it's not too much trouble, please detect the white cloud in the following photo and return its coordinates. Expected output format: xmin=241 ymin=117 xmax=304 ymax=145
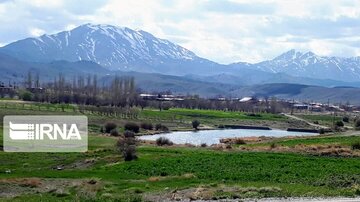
xmin=0 ymin=0 xmax=360 ymax=63
xmin=29 ymin=27 xmax=45 ymax=37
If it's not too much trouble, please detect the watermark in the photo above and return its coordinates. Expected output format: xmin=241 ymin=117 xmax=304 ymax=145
xmin=3 ymin=116 xmax=88 ymax=152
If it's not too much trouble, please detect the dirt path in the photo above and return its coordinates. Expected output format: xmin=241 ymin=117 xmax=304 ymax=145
xmin=283 ymin=113 xmax=329 ymax=129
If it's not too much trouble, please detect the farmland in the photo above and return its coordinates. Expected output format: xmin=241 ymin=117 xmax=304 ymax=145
xmin=0 ymin=103 xmax=360 ymax=201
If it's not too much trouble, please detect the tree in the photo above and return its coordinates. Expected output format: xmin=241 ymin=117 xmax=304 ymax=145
xmin=192 ymin=120 xmax=200 ymax=130
xmin=124 ymin=122 xmax=140 ymax=133
xmin=19 ymin=90 xmax=33 ymax=101
xmin=335 ymin=120 xmax=344 ymax=127
xmin=355 ymin=119 xmax=360 ymax=130
xmin=104 ymin=122 xmax=117 ymax=133
xmin=26 ymin=71 xmax=32 ymax=88
xmin=116 ymin=131 xmax=137 ymax=161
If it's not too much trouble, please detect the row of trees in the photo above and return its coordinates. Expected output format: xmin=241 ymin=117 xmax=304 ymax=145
xmin=16 ymin=71 xmax=296 ymax=114
xmin=22 ymin=72 xmax=140 ymax=107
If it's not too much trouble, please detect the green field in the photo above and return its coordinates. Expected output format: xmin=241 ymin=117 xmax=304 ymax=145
xmin=242 ymin=135 xmax=360 ymax=148
xmin=0 ymin=102 xmax=290 ymax=131
xmin=298 ymin=114 xmax=344 ymax=127
xmin=0 ymin=104 xmax=360 ymax=201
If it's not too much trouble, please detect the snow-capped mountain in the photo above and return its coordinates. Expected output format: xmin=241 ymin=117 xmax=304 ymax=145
xmin=2 ymin=24 xmax=360 ymax=83
xmin=248 ymin=49 xmax=360 ymax=82
xmin=0 ymin=23 xmax=219 ymax=75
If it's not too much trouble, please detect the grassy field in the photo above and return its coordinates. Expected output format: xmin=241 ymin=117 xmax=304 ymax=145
xmin=0 ymin=102 xmax=292 ymax=131
xmin=0 ymin=104 xmax=360 ymax=201
xmin=298 ymin=114 xmax=345 ymax=127
xmin=242 ymin=135 xmax=360 ymax=148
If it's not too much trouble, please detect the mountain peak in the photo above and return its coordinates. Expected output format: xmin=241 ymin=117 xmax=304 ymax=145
xmin=80 ymin=23 xmax=123 ymax=30
xmin=0 ymin=23 xmax=216 ymax=75
xmin=274 ymin=49 xmax=302 ymax=60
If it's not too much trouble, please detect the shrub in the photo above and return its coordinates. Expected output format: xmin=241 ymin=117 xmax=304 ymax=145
xmin=192 ymin=120 xmax=200 ymax=130
xmin=351 ymin=142 xmax=360 ymax=150
xmin=234 ymin=139 xmax=246 ymax=145
xmin=313 ymin=121 xmax=319 ymax=124
xmin=104 ymin=122 xmax=117 ymax=133
xmin=246 ymin=113 xmax=261 ymax=117
xmin=270 ymin=143 xmax=276 ymax=149
xmin=124 ymin=122 xmax=140 ymax=133
xmin=122 ymin=145 xmax=137 ymax=161
xmin=156 ymin=137 xmax=173 ymax=146
xmin=335 ymin=121 xmax=344 ymax=127
xmin=155 ymin=123 xmax=169 ymax=131
xmin=162 ymin=102 xmax=172 ymax=110
xmin=110 ymin=129 xmax=119 ymax=136
xmin=355 ymin=119 xmax=360 ymax=130
xmin=140 ymin=122 xmax=153 ymax=130
xmin=200 ymin=143 xmax=207 ymax=147
xmin=124 ymin=130 xmax=135 ymax=138
xmin=116 ymin=134 xmax=137 ymax=161
xmin=19 ymin=90 xmax=33 ymax=101
xmin=319 ymin=128 xmax=325 ymax=134
xmin=342 ymin=116 xmax=349 ymax=123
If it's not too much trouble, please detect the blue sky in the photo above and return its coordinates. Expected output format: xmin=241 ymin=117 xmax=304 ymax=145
xmin=0 ymin=0 xmax=360 ymax=64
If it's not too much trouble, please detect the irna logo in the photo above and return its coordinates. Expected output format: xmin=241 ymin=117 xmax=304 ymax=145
xmin=9 ymin=122 xmax=81 ymax=140
xmin=4 ymin=116 xmax=88 ymax=152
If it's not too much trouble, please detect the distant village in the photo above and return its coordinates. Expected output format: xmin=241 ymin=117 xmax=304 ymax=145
xmin=1 ymin=80 xmax=358 ymax=113
xmin=140 ymin=93 xmax=359 ymax=113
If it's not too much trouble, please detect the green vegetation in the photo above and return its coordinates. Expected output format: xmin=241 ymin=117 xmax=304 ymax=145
xmin=242 ymin=135 xmax=360 ymax=148
xmin=0 ymin=103 xmax=359 ymax=201
xmin=156 ymin=137 xmax=173 ymax=146
xmin=141 ymin=108 xmax=286 ymax=122
xmin=299 ymin=114 xmax=342 ymax=127
xmin=192 ymin=120 xmax=200 ymax=129
xmin=336 ymin=120 xmax=344 ymax=127
xmin=352 ymin=142 xmax=360 ymax=150
xmin=104 ymin=122 xmax=117 ymax=133
xmin=1 ymin=146 xmax=360 ymax=200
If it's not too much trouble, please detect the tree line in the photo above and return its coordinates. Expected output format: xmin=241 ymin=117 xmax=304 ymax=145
xmin=21 ymin=72 xmax=140 ymax=107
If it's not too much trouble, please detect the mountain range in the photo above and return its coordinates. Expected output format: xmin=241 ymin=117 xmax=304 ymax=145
xmin=1 ymin=23 xmax=360 ymax=103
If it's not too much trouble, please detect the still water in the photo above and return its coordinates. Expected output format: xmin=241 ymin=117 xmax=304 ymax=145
xmin=138 ymin=129 xmax=317 ymax=145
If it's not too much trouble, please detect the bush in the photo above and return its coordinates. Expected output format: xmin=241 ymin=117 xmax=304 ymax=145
xmin=234 ymin=139 xmax=246 ymax=145
xmin=104 ymin=122 xmax=117 ymax=133
xmin=19 ymin=90 xmax=33 ymax=101
xmin=122 ymin=145 xmax=137 ymax=161
xmin=110 ymin=129 xmax=119 ymax=136
xmin=192 ymin=120 xmax=200 ymax=130
xmin=270 ymin=143 xmax=276 ymax=149
xmin=313 ymin=121 xmax=319 ymax=124
xmin=140 ymin=122 xmax=153 ymax=130
xmin=161 ymin=102 xmax=172 ymax=110
xmin=200 ymin=143 xmax=207 ymax=147
xmin=116 ymin=134 xmax=137 ymax=161
xmin=351 ymin=142 xmax=360 ymax=150
xmin=246 ymin=113 xmax=261 ymax=117
xmin=124 ymin=122 xmax=140 ymax=133
xmin=335 ymin=121 xmax=344 ymax=127
xmin=155 ymin=123 xmax=169 ymax=131
xmin=342 ymin=116 xmax=349 ymax=123
xmin=319 ymin=128 xmax=325 ymax=134
xmin=355 ymin=119 xmax=360 ymax=130
xmin=124 ymin=130 xmax=135 ymax=138
xmin=156 ymin=137 xmax=173 ymax=146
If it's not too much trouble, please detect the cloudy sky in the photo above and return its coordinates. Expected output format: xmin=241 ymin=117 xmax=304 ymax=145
xmin=0 ymin=0 xmax=360 ymax=64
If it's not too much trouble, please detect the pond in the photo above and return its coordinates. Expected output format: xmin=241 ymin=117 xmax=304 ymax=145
xmin=138 ymin=129 xmax=317 ymax=145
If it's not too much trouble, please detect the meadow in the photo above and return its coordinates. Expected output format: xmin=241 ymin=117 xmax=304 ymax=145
xmin=0 ymin=103 xmax=359 ymax=201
